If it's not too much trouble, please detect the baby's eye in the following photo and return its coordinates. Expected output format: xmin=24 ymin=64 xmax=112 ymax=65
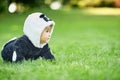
xmin=46 ymin=30 xmax=49 ymax=32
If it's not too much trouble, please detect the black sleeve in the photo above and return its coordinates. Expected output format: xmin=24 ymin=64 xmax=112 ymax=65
xmin=40 ymin=44 xmax=55 ymax=61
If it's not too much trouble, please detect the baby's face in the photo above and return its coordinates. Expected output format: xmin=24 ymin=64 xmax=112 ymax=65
xmin=40 ymin=25 xmax=52 ymax=44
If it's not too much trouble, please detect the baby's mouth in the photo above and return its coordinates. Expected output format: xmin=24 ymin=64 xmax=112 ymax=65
xmin=48 ymin=37 xmax=50 ymax=39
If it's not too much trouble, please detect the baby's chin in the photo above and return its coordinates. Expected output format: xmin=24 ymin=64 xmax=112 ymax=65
xmin=46 ymin=39 xmax=50 ymax=43
xmin=40 ymin=38 xmax=50 ymax=43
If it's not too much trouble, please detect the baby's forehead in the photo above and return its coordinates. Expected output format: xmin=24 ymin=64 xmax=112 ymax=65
xmin=44 ymin=25 xmax=52 ymax=30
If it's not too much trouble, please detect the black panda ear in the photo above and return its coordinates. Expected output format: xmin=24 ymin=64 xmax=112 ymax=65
xmin=39 ymin=13 xmax=52 ymax=22
xmin=39 ymin=14 xmax=45 ymax=18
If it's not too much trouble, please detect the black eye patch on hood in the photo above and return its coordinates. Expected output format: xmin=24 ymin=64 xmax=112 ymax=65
xmin=39 ymin=14 xmax=52 ymax=22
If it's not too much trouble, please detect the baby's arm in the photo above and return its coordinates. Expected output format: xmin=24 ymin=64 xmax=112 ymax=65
xmin=40 ymin=44 xmax=55 ymax=61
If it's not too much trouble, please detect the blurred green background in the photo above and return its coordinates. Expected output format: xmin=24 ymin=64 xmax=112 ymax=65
xmin=0 ymin=0 xmax=120 ymax=80
xmin=0 ymin=0 xmax=120 ymax=13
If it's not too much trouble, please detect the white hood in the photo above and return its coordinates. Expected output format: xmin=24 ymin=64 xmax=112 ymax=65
xmin=23 ymin=12 xmax=55 ymax=48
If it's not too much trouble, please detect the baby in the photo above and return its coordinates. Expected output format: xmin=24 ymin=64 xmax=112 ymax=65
xmin=1 ymin=12 xmax=55 ymax=62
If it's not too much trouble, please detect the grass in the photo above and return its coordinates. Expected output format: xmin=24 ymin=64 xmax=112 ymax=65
xmin=0 ymin=8 xmax=120 ymax=80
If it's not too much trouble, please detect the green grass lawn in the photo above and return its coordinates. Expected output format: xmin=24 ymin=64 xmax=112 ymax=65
xmin=0 ymin=9 xmax=120 ymax=80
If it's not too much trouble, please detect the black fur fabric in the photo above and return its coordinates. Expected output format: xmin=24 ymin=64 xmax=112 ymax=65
xmin=1 ymin=35 xmax=55 ymax=62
